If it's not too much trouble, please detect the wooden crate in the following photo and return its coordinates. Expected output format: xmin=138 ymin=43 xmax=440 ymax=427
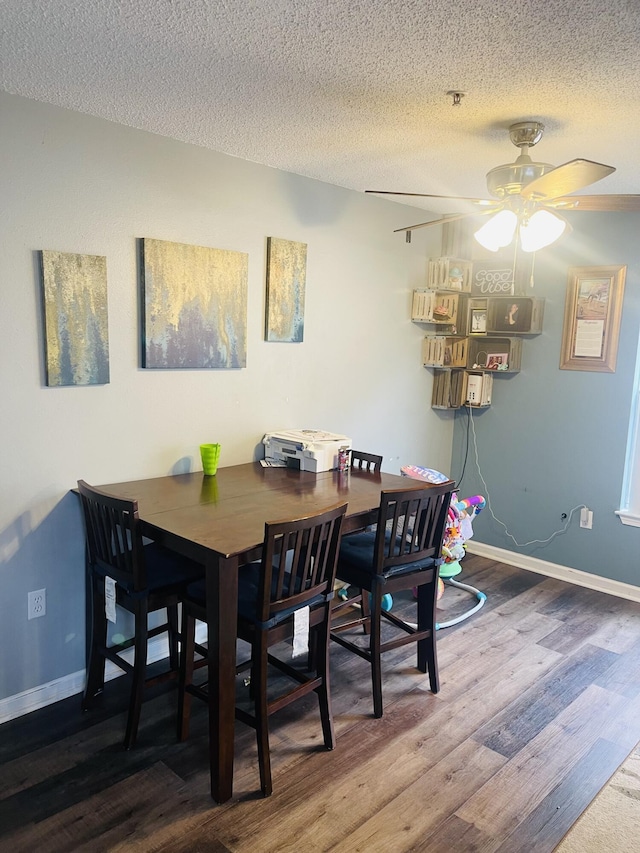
xmin=427 ymin=257 xmax=473 ymax=292
xmin=487 ymin=297 xmax=545 ymax=335
xmin=467 ymin=336 xmax=522 ymax=372
xmin=422 ymin=336 xmax=468 ymax=368
xmin=462 ymin=297 xmax=488 ymax=336
xmin=412 ymin=289 xmax=434 ymax=321
xmin=431 ymin=368 xmax=466 ymax=409
xmin=412 ymin=290 xmax=461 ymax=325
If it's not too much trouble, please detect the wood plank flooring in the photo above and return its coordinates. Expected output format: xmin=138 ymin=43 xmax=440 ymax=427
xmin=2 ymin=555 xmax=640 ymax=852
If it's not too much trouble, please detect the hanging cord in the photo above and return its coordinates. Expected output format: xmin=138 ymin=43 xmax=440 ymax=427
xmin=512 ymin=239 xmax=536 ymax=290
xmin=529 ymin=251 xmax=537 ymax=288
xmin=454 ymin=405 xmax=471 ymax=490
xmin=468 ymin=408 xmax=586 ymax=547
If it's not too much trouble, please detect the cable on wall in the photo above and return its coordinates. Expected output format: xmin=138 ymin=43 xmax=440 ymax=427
xmin=468 ymin=407 xmax=586 ymax=547
xmin=454 ymin=405 xmax=471 ymax=490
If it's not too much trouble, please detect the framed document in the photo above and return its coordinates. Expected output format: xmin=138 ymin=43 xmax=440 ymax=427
xmin=560 ymin=265 xmax=626 ymax=373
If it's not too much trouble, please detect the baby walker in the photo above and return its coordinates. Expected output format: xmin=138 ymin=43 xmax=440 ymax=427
xmin=401 ymin=466 xmax=487 ymax=629
xmin=433 ymin=491 xmax=487 ymax=629
xmin=336 ymin=467 xmax=487 ymax=628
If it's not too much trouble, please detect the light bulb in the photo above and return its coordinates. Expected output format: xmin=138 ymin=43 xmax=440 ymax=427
xmin=519 ymin=209 xmax=567 ymax=252
xmin=474 ymin=210 xmax=518 ymax=252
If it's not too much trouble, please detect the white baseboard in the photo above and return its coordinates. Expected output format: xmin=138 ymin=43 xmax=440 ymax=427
xmin=0 ymin=622 xmax=208 ymax=725
xmin=467 ymin=541 xmax=640 ymax=603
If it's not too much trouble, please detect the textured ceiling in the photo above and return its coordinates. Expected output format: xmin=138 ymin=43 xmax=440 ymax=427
xmin=2 ymin=0 xmax=640 ymax=214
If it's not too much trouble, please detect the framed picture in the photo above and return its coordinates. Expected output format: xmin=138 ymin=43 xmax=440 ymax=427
xmin=491 ymin=298 xmax=533 ymax=333
xmin=485 ymin=353 xmax=506 ymax=370
xmin=141 ymin=238 xmax=248 ymax=369
xmin=470 ymin=308 xmax=487 ymax=334
xmin=40 ymin=250 xmax=110 ymax=386
xmin=265 ymin=237 xmax=307 ymax=342
xmin=560 ymin=265 xmax=626 ymax=372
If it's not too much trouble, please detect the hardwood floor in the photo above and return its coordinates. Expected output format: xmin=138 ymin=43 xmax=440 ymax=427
xmin=2 ymin=555 xmax=640 ymax=852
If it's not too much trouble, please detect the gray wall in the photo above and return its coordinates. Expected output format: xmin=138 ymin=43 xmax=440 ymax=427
xmin=452 ymin=213 xmax=640 ymax=583
xmin=0 ymin=92 xmax=452 ymax=704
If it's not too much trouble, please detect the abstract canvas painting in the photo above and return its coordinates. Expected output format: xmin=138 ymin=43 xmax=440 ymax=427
xmin=142 ymin=238 xmax=248 ymax=369
xmin=265 ymin=237 xmax=307 ymax=342
xmin=40 ymin=250 xmax=110 ymax=386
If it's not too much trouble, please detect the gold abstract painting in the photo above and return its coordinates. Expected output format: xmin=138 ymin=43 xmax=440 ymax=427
xmin=265 ymin=237 xmax=307 ymax=342
xmin=142 ymin=238 xmax=248 ymax=369
xmin=41 ymin=250 xmax=110 ymax=386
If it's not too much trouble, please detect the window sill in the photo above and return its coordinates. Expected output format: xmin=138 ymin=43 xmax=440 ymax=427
xmin=616 ymin=509 xmax=640 ymax=528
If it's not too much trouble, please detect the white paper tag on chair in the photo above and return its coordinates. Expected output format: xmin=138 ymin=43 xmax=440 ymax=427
xmin=105 ymin=577 xmax=116 ymax=623
xmin=292 ymin=606 xmax=310 ymax=658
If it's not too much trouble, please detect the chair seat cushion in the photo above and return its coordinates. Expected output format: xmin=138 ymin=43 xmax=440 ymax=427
xmin=93 ymin=542 xmax=204 ymax=598
xmin=123 ymin=542 xmax=203 ymax=595
xmin=187 ymin=562 xmax=325 ymax=630
xmin=337 ymin=530 xmax=437 ymax=588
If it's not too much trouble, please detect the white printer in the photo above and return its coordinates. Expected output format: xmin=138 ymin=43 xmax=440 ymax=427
xmin=262 ymin=429 xmax=352 ymax=473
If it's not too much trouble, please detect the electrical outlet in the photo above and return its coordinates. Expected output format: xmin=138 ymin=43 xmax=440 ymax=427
xmin=28 ymin=588 xmax=46 ymax=619
xmin=580 ymin=508 xmax=593 ymax=530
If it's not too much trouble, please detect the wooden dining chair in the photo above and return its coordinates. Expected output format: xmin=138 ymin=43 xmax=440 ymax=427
xmin=333 ymin=450 xmax=383 ymax=625
xmin=349 ymin=449 xmax=383 ymax=473
xmin=77 ymin=480 xmax=204 ymax=749
xmin=178 ymin=501 xmax=348 ymax=796
xmin=330 ymin=482 xmax=454 ymax=718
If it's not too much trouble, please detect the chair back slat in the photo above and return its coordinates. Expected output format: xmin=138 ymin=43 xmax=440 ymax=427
xmin=77 ymin=480 xmax=147 ymax=591
xmin=349 ymin=449 xmax=383 ymax=473
xmin=259 ymin=503 xmax=347 ymax=620
xmin=375 ymin=484 xmax=454 ymax=573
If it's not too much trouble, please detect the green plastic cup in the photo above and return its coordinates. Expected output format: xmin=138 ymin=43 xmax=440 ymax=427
xmin=200 ymin=443 xmax=221 ymax=476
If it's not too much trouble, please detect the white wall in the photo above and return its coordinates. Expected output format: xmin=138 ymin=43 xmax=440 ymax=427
xmin=0 ymin=92 xmax=452 ymax=706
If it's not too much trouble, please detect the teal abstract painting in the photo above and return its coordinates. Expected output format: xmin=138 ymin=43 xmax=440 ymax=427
xmin=142 ymin=238 xmax=248 ymax=369
xmin=41 ymin=250 xmax=110 ymax=386
xmin=265 ymin=237 xmax=306 ymax=342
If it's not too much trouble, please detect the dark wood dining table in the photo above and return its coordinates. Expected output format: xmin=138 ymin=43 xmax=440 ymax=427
xmin=95 ymin=461 xmax=429 ymax=802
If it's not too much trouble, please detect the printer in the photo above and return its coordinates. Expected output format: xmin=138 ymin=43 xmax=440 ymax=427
xmin=262 ymin=429 xmax=352 ymax=473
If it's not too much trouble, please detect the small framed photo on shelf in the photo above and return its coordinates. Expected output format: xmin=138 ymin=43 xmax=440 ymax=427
xmin=486 ymin=353 xmax=507 ymax=370
xmin=470 ymin=308 xmax=487 ymax=334
xmin=492 ymin=298 xmax=533 ymax=333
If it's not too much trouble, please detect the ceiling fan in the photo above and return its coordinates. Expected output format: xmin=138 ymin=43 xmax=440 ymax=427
xmin=368 ymin=121 xmax=640 ymax=252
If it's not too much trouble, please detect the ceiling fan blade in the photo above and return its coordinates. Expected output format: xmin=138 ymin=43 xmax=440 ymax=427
xmin=521 ymin=159 xmax=616 ymax=202
xmin=393 ymin=207 xmax=501 ymax=235
xmin=366 ymin=190 xmax=494 ymax=206
xmin=545 ymin=194 xmax=640 ymax=212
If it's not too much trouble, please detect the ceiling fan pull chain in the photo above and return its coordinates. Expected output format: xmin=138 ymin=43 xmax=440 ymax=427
xmin=529 ymin=251 xmax=536 ymax=288
xmin=512 ymin=239 xmax=519 ymax=290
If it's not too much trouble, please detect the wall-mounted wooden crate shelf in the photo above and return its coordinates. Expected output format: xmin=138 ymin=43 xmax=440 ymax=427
xmin=427 ymin=257 xmax=473 ymax=293
xmin=467 ymin=336 xmax=522 ymax=373
xmin=412 ymin=290 xmax=461 ymax=326
xmin=417 ymin=252 xmax=543 ymax=409
xmin=487 ymin=296 xmax=545 ymax=335
xmin=422 ymin=336 xmax=469 ymax=368
xmin=464 ymin=370 xmax=493 ymax=407
xmin=431 ymin=368 xmax=467 ymax=409
xmin=461 ymin=295 xmax=545 ymax=336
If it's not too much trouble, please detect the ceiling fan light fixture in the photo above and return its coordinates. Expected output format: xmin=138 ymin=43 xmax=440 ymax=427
xmin=473 ymin=209 xmax=518 ymax=252
xmin=519 ymin=209 xmax=567 ymax=252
